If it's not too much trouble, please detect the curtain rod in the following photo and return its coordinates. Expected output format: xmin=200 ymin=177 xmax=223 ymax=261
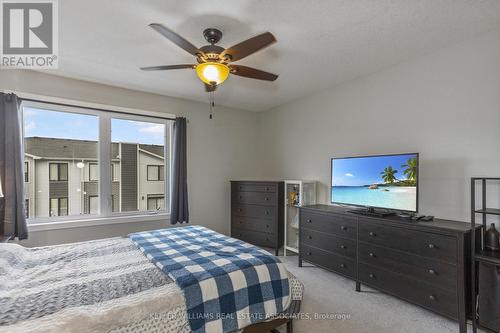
xmin=20 ymin=97 xmax=177 ymax=121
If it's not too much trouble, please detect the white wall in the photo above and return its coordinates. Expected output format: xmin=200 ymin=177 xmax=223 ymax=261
xmin=4 ymin=27 xmax=500 ymax=246
xmin=257 ymin=28 xmax=500 ymax=222
xmin=0 ymin=70 xmax=259 ymax=246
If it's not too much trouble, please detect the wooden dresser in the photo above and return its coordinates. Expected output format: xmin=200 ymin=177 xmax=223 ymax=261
xmin=231 ymin=181 xmax=284 ymax=256
xmin=299 ymin=204 xmax=477 ymax=333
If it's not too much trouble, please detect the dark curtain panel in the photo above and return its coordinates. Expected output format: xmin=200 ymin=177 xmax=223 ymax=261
xmin=171 ymin=117 xmax=189 ymax=224
xmin=0 ymin=93 xmax=27 ymax=240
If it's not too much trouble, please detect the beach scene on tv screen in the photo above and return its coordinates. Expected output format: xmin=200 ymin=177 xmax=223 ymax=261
xmin=332 ymin=154 xmax=417 ymax=211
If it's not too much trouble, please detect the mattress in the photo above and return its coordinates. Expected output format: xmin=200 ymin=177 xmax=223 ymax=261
xmin=0 ymin=234 xmax=302 ymax=333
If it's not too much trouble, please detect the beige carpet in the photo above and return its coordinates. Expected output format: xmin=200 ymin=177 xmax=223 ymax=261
xmin=278 ymin=254 xmax=482 ymax=333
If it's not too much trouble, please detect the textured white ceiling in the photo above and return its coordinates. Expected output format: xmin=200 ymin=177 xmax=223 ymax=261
xmin=48 ymin=0 xmax=500 ymax=111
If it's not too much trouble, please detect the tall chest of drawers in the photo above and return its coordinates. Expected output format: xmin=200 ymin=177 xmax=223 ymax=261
xmin=299 ymin=204 xmax=477 ymax=333
xmin=231 ymin=181 xmax=284 ymax=256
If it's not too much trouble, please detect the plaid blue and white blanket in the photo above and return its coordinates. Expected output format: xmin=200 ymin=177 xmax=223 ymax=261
xmin=129 ymin=225 xmax=290 ymax=333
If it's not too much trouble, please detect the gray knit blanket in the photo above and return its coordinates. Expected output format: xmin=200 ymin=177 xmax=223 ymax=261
xmin=0 ymin=236 xmax=303 ymax=333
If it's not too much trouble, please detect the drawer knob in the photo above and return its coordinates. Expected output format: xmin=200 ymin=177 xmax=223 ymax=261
xmin=428 ymin=244 xmax=436 ymax=249
xmin=340 ymin=245 xmax=346 ymax=249
xmin=308 ymin=236 xmax=312 ymax=240
xmin=340 ymin=264 xmax=346 ymax=268
xmin=265 ymin=211 xmax=269 ymax=215
xmin=239 ymin=221 xmax=243 ymax=224
xmin=369 ymin=232 xmax=376 ymax=237
xmin=239 ymin=186 xmax=242 ymax=190
xmin=265 ymin=197 xmax=269 ymax=201
xmin=266 ymin=187 xmax=270 ymax=191
xmin=266 ymin=224 xmax=269 ymax=228
xmin=428 ymin=269 xmax=436 ymax=275
xmin=239 ymin=196 xmax=242 ymax=199
xmin=429 ymin=295 xmax=436 ymax=301
xmin=369 ymin=273 xmax=375 ymax=279
xmin=341 ymin=226 xmax=347 ymax=231
xmin=369 ymin=252 xmax=375 ymax=257
xmin=307 ymin=219 xmax=312 ymax=223
xmin=239 ymin=208 xmax=242 ymax=212
xmin=308 ymin=252 xmax=312 ymax=256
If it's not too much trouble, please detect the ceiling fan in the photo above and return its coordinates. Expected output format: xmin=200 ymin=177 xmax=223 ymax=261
xmin=140 ymin=24 xmax=278 ymax=92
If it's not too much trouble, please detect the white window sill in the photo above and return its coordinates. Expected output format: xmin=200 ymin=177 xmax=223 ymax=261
xmin=28 ymin=213 xmax=170 ymax=232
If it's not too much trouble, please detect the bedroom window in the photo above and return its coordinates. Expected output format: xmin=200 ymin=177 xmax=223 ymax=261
xmin=22 ymin=100 xmax=172 ymax=225
xmin=111 ymin=118 xmax=168 ymax=213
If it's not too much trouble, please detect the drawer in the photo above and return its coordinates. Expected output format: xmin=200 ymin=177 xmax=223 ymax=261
xmin=359 ymin=264 xmax=458 ymax=319
xmin=232 ymin=228 xmax=275 ymax=248
xmin=233 ymin=183 xmax=277 ymax=193
xmin=301 ymin=229 xmax=356 ymax=259
xmin=358 ymin=220 xmax=457 ymax=263
xmin=232 ymin=204 xmax=275 ymax=220
xmin=234 ymin=191 xmax=277 ymax=206
xmin=231 ymin=215 xmax=275 ymax=234
xmin=301 ymin=244 xmax=356 ymax=278
xmin=301 ymin=210 xmax=357 ymax=239
xmin=358 ymin=243 xmax=457 ymax=291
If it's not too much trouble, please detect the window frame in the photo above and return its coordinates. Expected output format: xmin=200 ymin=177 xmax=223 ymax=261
xmin=111 ymin=194 xmax=117 ymax=212
xmin=111 ymin=163 xmax=118 ymax=182
xmin=147 ymin=165 xmax=164 ymax=181
xmin=110 ymin=114 xmax=169 ymax=217
xmin=50 ymin=197 xmax=68 ymax=217
xmin=49 ymin=162 xmax=69 ymax=181
xmin=21 ymin=100 xmax=173 ymax=226
xmin=87 ymin=195 xmax=99 ymax=215
xmin=24 ymin=161 xmax=29 ymax=182
xmin=89 ymin=162 xmax=99 ymax=181
xmin=147 ymin=194 xmax=165 ymax=211
xmin=25 ymin=198 xmax=29 ymax=219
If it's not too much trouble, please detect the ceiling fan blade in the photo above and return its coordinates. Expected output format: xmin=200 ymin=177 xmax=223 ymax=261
xmin=205 ymin=83 xmax=217 ymax=92
xmin=140 ymin=64 xmax=195 ymax=71
xmin=149 ymin=23 xmax=203 ymax=57
xmin=221 ymin=32 xmax=276 ymax=62
xmin=230 ymin=65 xmax=278 ymax=81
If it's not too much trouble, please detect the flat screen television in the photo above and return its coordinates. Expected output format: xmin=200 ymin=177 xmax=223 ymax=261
xmin=331 ymin=153 xmax=419 ymax=213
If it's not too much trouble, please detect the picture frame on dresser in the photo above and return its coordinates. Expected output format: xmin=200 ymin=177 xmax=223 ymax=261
xmin=230 ymin=181 xmax=284 ymax=256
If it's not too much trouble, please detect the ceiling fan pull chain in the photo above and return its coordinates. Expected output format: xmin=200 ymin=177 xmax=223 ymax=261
xmin=209 ymin=91 xmax=215 ymax=119
xmin=208 ymin=91 xmax=212 ymax=119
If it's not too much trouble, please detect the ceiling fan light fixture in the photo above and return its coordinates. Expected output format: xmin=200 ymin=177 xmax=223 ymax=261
xmin=196 ymin=62 xmax=229 ymax=85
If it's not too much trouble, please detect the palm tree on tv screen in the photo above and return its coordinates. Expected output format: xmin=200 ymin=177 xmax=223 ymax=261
xmin=381 ymin=166 xmax=398 ymax=184
xmin=402 ymin=157 xmax=417 ymax=183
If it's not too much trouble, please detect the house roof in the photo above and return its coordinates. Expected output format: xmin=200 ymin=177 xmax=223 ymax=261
xmin=25 ymin=137 xmax=164 ymax=160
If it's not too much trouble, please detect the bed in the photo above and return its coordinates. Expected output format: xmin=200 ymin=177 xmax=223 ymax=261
xmin=0 ymin=225 xmax=303 ymax=333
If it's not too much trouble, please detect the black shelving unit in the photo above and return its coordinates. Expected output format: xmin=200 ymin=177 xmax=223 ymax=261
xmin=471 ymin=177 xmax=500 ymax=333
